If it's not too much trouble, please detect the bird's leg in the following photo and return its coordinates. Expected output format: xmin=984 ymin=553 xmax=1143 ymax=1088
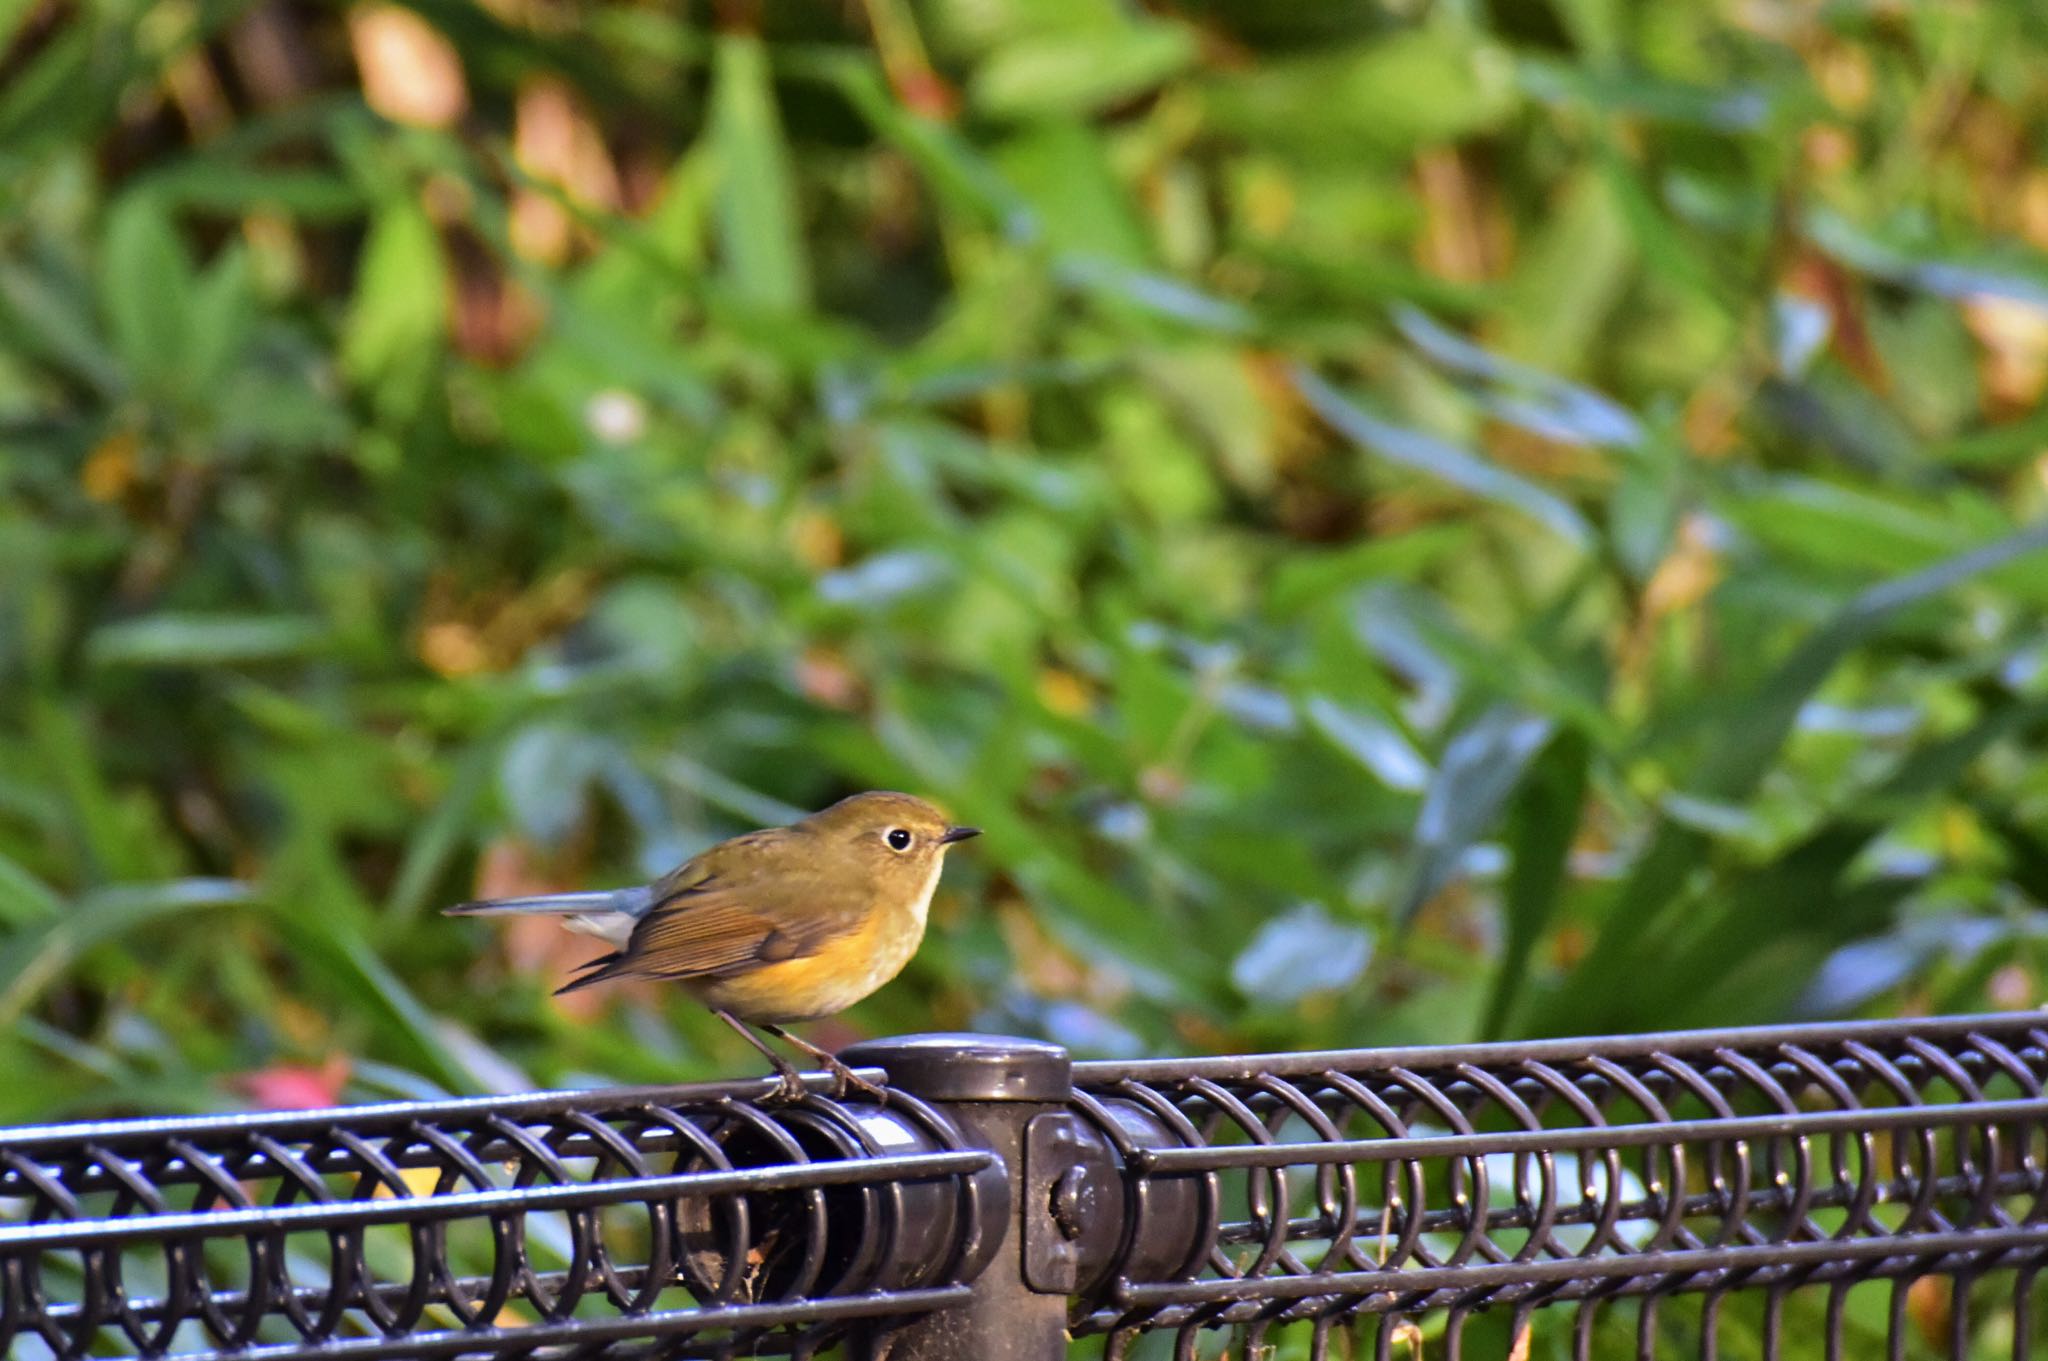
xmin=761 ymin=1024 xmax=888 ymax=1102
xmin=712 ymin=1010 xmax=811 ymax=1103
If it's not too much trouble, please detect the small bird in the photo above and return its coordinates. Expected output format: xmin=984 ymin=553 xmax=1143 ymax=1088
xmin=445 ymin=791 xmax=979 ymax=1100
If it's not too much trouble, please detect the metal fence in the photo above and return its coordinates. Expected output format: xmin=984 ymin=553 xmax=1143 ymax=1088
xmin=3 ymin=1012 xmax=2045 ymax=1360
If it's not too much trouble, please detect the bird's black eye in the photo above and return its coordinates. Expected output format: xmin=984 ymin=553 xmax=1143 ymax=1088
xmin=885 ymin=828 xmax=913 ymax=851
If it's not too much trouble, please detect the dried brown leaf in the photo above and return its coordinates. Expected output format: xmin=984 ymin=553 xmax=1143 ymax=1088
xmin=349 ymin=4 xmax=467 ymax=129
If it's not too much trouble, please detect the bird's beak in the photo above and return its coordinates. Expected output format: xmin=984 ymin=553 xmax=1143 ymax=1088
xmin=939 ymin=825 xmax=982 ymax=845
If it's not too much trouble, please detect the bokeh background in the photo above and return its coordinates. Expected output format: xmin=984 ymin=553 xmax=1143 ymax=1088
xmin=4 ymin=1 xmax=2048 ymax=1128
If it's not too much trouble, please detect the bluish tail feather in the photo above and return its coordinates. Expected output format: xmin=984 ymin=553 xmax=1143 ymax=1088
xmin=443 ymin=886 xmax=654 ymax=918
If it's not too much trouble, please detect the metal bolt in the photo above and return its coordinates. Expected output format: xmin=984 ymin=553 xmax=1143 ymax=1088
xmin=1050 ymin=1166 xmax=1091 ymax=1241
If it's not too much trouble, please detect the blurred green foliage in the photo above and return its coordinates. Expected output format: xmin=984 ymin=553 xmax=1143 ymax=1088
xmin=4 ymin=0 xmax=2048 ymax=1145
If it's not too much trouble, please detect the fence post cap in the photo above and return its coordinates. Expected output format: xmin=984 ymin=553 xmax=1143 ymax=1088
xmin=840 ymin=1033 xmax=1071 ymax=1101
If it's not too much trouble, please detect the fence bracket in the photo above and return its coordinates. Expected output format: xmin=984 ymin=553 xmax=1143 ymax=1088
xmin=840 ymin=1032 xmax=1075 ymax=1361
xmin=1022 ymin=1110 xmax=1109 ymax=1293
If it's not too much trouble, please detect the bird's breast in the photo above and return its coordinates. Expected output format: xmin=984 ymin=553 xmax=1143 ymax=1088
xmin=689 ymin=864 xmax=940 ymax=1023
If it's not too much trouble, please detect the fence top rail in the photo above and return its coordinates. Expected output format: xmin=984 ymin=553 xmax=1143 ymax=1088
xmin=0 ymin=1066 xmax=886 ymax=1149
xmin=1072 ymin=1009 xmax=2047 ymax=1084
xmin=4 ymin=1011 xmax=2039 ymax=1150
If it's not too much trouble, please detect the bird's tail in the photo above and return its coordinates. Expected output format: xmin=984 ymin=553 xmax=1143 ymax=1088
xmin=553 ymin=951 xmax=629 ymax=996
xmin=443 ymin=886 xmax=655 ymax=918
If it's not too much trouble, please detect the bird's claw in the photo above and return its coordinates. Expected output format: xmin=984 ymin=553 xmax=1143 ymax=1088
xmin=766 ymin=1067 xmax=812 ymax=1105
xmin=824 ymin=1057 xmax=888 ymax=1103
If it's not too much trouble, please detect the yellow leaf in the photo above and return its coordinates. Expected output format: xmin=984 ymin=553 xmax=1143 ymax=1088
xmin=1036 ymin=668 xmax=1092 ymax=717
xmin=81 ymin=431 xmax=140 ymax=503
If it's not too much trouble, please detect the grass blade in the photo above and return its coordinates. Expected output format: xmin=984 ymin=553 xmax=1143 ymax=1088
xmin=711 ymin=32 xmax=809 ymax=312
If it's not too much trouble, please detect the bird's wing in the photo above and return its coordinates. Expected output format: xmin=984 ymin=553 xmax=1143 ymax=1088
xmin=625 ymin=891 xmax=833 ymax=978
xmin=556 ymin=832 xmax=864 ymax=993
xmin=648 ymin=828 xmax=780 ymax=896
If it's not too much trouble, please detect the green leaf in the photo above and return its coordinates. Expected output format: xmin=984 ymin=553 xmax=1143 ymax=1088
xmin=383 ymin=742 xmax=494 ymax=922
xmin=1653 ymin=692 xmax=2046 ymax=1028
xmin=87 ymin=614 xmax=328 ymax=667
xmin=1699 ymin=523 xmax=2048 ymax=799
xmin=1534 ymin=527 xmax=2048 ymax=1035
xmin=187 ymin=244 xmax=256 ymax=390
xmin=1394 ymin=306 xmax=1642 ymax=448
xmin=341 ymin=196 xmax=447 ymax=395
xmin=827 ymin=62 xmax=1035 ymax=238
xmin=710 ymin=32 xmax=809 ymax=312
xmin=499 ymin=723 xmax=611 ymax=846
xmin=1500 ymin=168 xmax=1636 ymax=373
xmin=1232 ymin=902 xmax=1374 ymax=1005
xmin=1481 ymin=728 xmax=1588 ymax=1037
xmin=971 ymin=24 xmax=1196 ymax=120
xmin=26 ymin=699 xmax=155 ymax=883
xmin=270 ymin=910 xmax=476 ymax=1093
xmin=142 ymin=163 xmax=366 ymax=219
xmin=1807 ymin=206 xmax=2048 ymax=308
xmin=661 ymin=756 xmax=807 ymax=830
xmin=0 ymin=879 xmax=254 ymax=1026
xmin=0 ymin=22 xmax=100 ymax=152
xmin=100 ymin=190 xmax=196 ymax=389
xmin=1266 ymin=526 xmax=1470 ymax=616
xmin=817 ymin=550 xmax=954 ymax=609
xmin=0 ymin=852 xmax=62 ymax=926
xmin=1202 ymin=27 xmax=1517 ymax=156
xmin=1057 ymin=255 xmax=1252 ymax=334
xmin=0 ymin=257 xmax=125 ymax=396
xmin=1797 ymin=914 xmax=2013 ymax=1017
xmin=1519 ymin=58 xmax=1769 ymax=130
xmin=1398 ymin=705 xmax=1555 ymax=928
xmin=1716 ymin=480 xmax=2048 ymax=604
xmin=998 ymin=121 xmax=1150 ymax=263
xmin=1296 ymin=367 xmax=1594 ymax=546
xmin=1305 ymin=697 xmax=1430 ymax=793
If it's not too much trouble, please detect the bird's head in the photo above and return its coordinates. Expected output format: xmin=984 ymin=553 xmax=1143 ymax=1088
xmin=803 ymin=791 xmax=980 ymax=884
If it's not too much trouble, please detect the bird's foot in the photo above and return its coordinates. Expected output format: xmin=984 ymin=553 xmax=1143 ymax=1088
xmin=822 ymin=1054 xmax=888 ymax=1103
xmin=757 ymin=1022 xmax=888 ymax=1102
xmin=764 ymin=1064 xmax=813 ymax=1105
